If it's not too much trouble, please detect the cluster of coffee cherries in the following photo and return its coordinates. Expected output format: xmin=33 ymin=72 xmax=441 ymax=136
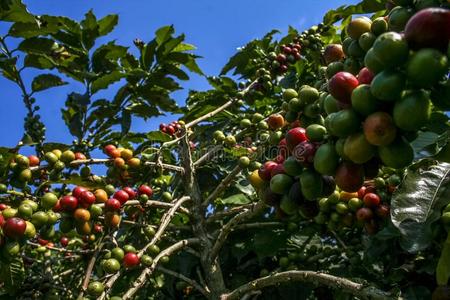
xmin=268 ymin=42 xmax=302 ymax=74
xmin=159 ymin=120 xmax=184 ymax=136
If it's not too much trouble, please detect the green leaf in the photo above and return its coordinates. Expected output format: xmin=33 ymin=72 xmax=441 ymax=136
xmin=31 ymin=73 xmax=67 ymax=92
xmin=80 ymin=10 xmax=99 ymax=50
xmin=8 ymin=21 xmax=59 ymax=38
xmin=1 ymin=257 xmax=25 ymax=293
xmin=437 ymin=233 xmax=450 ymax=285
xmin=18 ymin=37 xmax=56 ymax=55
xmin=173 ymin=42 xmax=196 ymax=52
xmin=92 ymin=42 xmax=128 ymax=73
xmin=121 ymin=110 xmax=131 ymax=135
xmin=323 ymin=0 xmax=385 ymax=25
xmin=141 ymin=39 xmax=158 ymax=70
xmin=164 ymin=64 xmax=189 ymax=80
xmin=24 ymin=54 xmax=54 ymax=69
xmin=146 ymin=131 xmax=172 ymax=143
xmin=155 ymin=25 xmax=174 ymax=45
xmin=98 ymin=14 xmax=118 ymax=36
xmin=184 ymin=56 xmax=203 ymax=75
xmin=219 ymin=194 xmax=250 ymax=205
xmin=0 ymin=0 xmax=35 ymax=23
xmin=91 ymin=71 xmax=124 ymax=94
xmin=391 ymin=160 xmax=450 ymax=252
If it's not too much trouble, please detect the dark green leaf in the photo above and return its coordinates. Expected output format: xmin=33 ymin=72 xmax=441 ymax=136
xmin=98 ymin=14 xmax=118 ymax=36
xmin=1 ymin=257 xmax=25 ymax=293
xmin=146 ymin=131 xmax=172 ymax=142
xmin=18 ymin=37 xmax=55 ymax=54
xmin=0 ymin=0 xmax=35 ymax=23
xmin=155 ymin=25 xmax=174 ymax=45
xmin=391 ymin=160 xmax=450 ymax=252
xmin=92 ymin=41 xmax=128 ymax=73
xmin=141 ymin=39 xmax=158 ymax=70
xmin=80 ymin=10 xmax=99 ymax=50
xmin=8 ymin=21 xmax=59 ymax=38
xmin=91 ymin=71 xmax=124 ymax=94
xmin=24 ymin=54 xmax=54 ymax=69
xmin=219 ymin=194 xmax=250 ymax=205
xmin=173 ymin=42 xmax=196 ymax=52
xmin=121 ymin=110 xmax=131 ymax=135
xmin=437 ymin=233 xmax=450 ymax=285
xmin=164 ymin=64 xmax=189 ymax=80
xmin=31 ymin=73 xmax=67 ymax=92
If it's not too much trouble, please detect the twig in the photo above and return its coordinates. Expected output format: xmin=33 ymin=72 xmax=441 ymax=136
xmin=185 ymin=100 xmax=236 ymax=129
xmin=144 ymin=161 xmax=185 ymax=173
xmin=331 ymin=230 xmax=348 ymax=250
xmin=77 ymin=238 xmax=105 ymax=300
xmin=220 ymin=271 xmax=391 ymax=300
xmin=210 ymin=201 xmax=266 ymax=260
xmin=202 ymin=165 xmax=242 ymax=207
xmin=99 ymin=196 xmax=191 ymax=299
xmin=139 ymin=196 xmax=191 ymax=256
xmin=28 ymin=158 xmax=184 ymax=173
xmin=193 ymin=145 xmax=223 ymax=167
xmin=156 ymin=266 xmax=210 ymax=298
xmin=206 ymin=204 xmax=256 ymax=223
xmin=122 ymin=238 xmax=200 ymax=300
xmin=97 ymin=199 xmax=191 ymax=215
xmin=234 ymin=222 xmax=283 ymax=231
xmin=27 ymin=241 xmax=95 ymax=254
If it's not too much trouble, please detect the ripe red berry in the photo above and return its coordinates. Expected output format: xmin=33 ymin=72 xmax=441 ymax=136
xmin=74 ymin=152 xmax=86 ymax=160
xmin=53 ymin=199 xmax=62 ymax=212
xmin=363 ymin=193 xmax=381 ymax=208
xmin=138 ymin=185 xmax=153 ymax=197
xmin=258 ymin=161 xmax=278 ymax=181
xmin=356 ymin=207 xmax=373 ymax=222
xmin=123 ymin=252 xmax=140 ymax=268
xmin=28 ymin=155 xmax=40 ymax=167
xmin=72 ymin=186 xmax=87 ymax=199
xmin=357 ymin=186 xmax=366 ymax=199
xmin=123 ymin=187 xmax=136 ymax=199
xmin=0 ymin=214 xmax=4 ymax=227
xmin=376 ymin=204 xmax=390 ymax=218
xmin=106 ymin=198 xmax=121 ymax=211
xmin=114 ymin=190 xmax=129 ymax=204
xmin=104 ymin=144 xmax=117 ymax=157
xmin=285 ymin=127 xmax=308 ymax=151
xmin=60 ymin=196 xmax=78 ymax=211
xmin=3 ymin=217 xmax=26 ymax=239
xmin=80 ymin=190 xmax=96 ymax=207
xmin=0 ymin=203 xmax=7 ymax=211
xmin=159 ymin=123 xmax=166 ymax=131
xmin=166 ymin=125 xmax=176 ymax=135
xmin=60 ymin=236 xmax=69 ymax=247
xmin=93 ymin=224 xmax=103 ymax=233
xmin=38 ymin=237 xmax=49 ymax=246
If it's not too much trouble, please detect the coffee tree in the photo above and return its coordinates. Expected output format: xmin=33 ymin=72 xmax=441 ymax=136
xmin=0 ymin=0 xmax=450 ymax=299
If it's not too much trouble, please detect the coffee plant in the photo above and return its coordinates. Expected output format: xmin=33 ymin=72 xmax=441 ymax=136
xmin=0 ymin=0 xmax=449 ymax=299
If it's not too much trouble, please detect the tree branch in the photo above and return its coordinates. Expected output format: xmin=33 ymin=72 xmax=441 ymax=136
xmin=28 ymin=158 xmax=183 ymax=173
xmin=139 ymin=196 xmax=191 ymax=256
xmin=185 ymin=100 xmax=236 ymax=129
xmin=97 ymin=199 xmax=190 ymax=215
xmin=99 ymin=197 xmax=191 ymax=299
xmin=221 ymin=271 xmax=391 ymax=300
xmin=156 ymin=266 xmax=210 ymax=298
xmin=206 ymin=203 xmax=256 ymax=223
xmin=77 ymin=238 xmax=105 ymax=300
xmin=122 ymin=238 xmax=199 ymax=300
xmin=210 ymin=201 xmax=266 ymax=260
xmin=202 ymin=165 xmax=242 ymax=207
xmin=193 ymin=145 xmax=223 ymax=167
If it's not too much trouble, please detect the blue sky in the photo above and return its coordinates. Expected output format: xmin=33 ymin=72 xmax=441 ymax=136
xmin=0 ymin=0 xmax=357 ymax=149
